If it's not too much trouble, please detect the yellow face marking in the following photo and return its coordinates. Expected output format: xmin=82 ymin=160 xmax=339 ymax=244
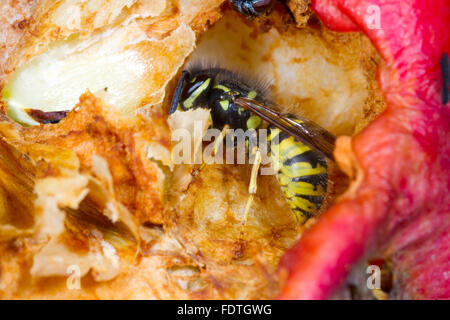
xmin=247 ymin=90 xmax=257 ymax=99
xmin=220 ymin=100 xmax=229 ymax=111
xmin=183 ymin=78 xmax=211 ymax=109
xmin=246 ymin=115 xmax=262 ymax=129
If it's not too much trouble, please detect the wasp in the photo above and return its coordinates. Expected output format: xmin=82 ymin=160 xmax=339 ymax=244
xmin=170 ymin=66 xmax=335 ymax=224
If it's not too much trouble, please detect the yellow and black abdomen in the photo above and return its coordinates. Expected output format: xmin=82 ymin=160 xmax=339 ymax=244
xmin=268 ymin=120 xmax=328 ymax=224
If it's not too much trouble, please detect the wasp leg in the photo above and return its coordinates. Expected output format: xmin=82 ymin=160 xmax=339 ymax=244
xmin=170 ymin=70 xmax=190 ymax=114
xmin=192 ymin=125 xmax=230 ymax=177
xmin=241 ymin=146 xmax=262 ymax=226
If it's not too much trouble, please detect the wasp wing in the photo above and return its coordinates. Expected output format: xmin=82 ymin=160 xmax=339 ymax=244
xmin=234 ymin=97 xmax=336 ymax=160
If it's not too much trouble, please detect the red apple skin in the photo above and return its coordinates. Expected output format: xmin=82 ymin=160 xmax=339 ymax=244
xmin=278 ymin=0 xmax=450 ymax=300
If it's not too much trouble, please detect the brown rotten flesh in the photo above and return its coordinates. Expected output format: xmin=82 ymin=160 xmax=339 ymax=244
xmin=0 ymin=1 xmax=384 ymax=299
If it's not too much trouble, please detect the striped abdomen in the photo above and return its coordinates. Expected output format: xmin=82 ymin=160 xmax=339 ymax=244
xmin=268 ymin=120 xmax=328 ymax=223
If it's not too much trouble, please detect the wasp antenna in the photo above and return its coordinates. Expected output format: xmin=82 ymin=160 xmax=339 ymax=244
xmin=169 ymin=70 xmax=190 ymax=114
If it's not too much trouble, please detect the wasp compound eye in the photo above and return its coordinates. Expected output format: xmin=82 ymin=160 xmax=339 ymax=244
xmin=230 ymin=0 xmax=276 ymax=17
xmin=251 ymin=0 xmax=276 ymax=14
